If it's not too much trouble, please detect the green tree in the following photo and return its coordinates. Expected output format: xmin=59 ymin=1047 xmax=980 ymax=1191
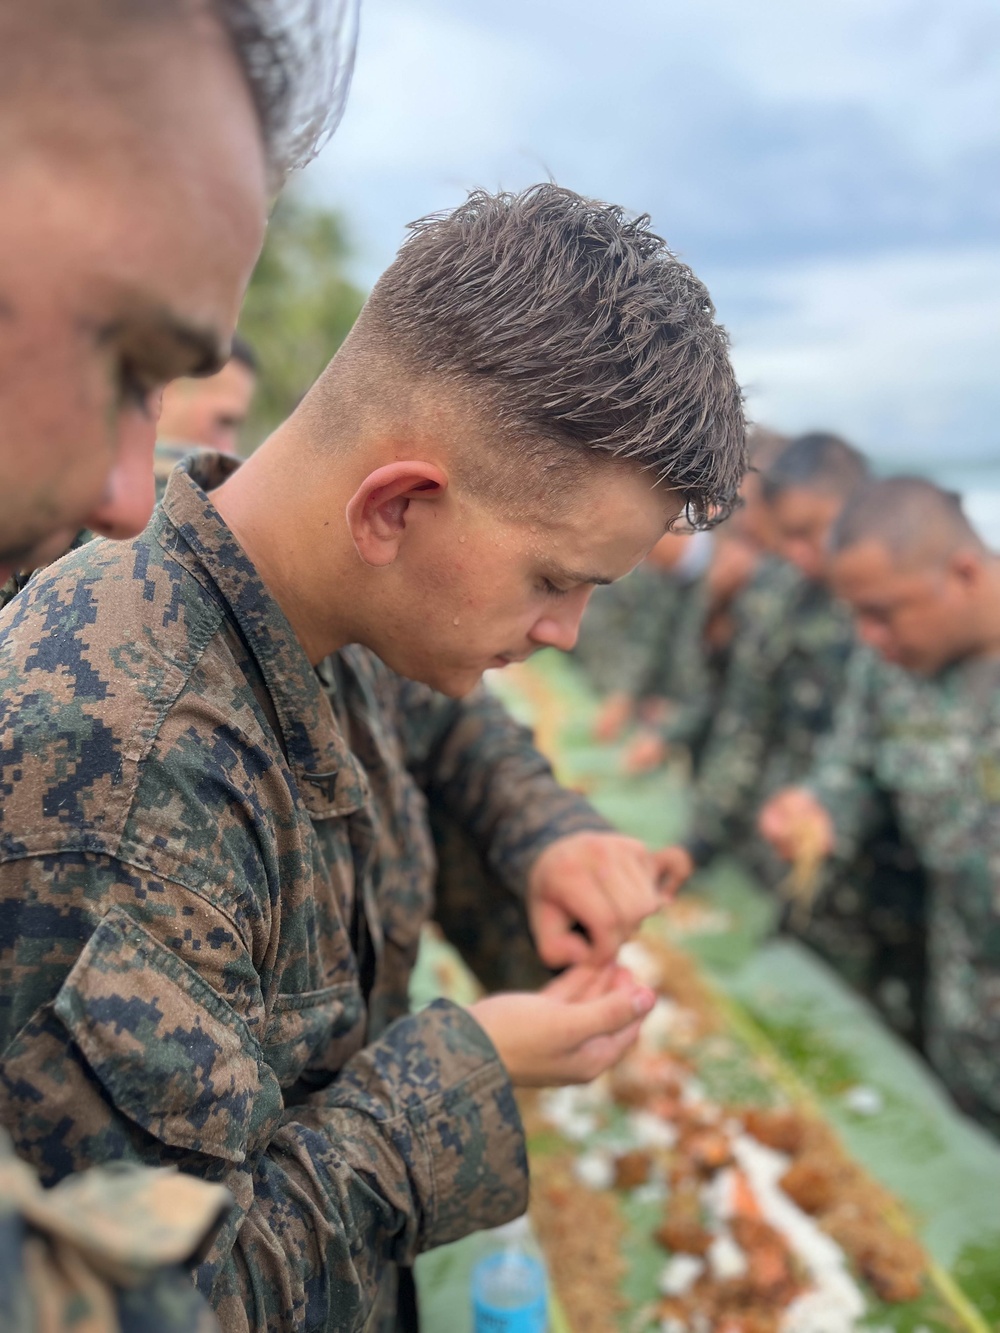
xmin=238 ymin=192 xmax=366 ymax=447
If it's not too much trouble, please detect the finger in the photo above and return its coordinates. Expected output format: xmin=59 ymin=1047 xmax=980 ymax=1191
xmin=549 ymin=876 xmax=626 ymax=967
xmin=564 ymin=1018 xmax=646 ymax=1083
xmin=542 ymin=962 xmax=615 ymax=1002
xmin=532 ymin=899 xmax=593 ymax=968
xmin=594 ymin=845 xmax=661 ymax=935
xmin=652 ymin=848 xmax=692 ymax=901
xmin=561 ymin=983 xmax=655 ymax=1048
xmin=574 ymin=962 xmax=624 ymax=1001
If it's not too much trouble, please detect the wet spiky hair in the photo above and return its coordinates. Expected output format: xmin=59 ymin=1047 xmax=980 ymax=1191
xmin=364 ymin=185 xmax=747 ymax=527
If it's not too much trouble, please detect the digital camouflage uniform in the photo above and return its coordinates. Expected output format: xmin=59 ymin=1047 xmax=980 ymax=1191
xmin=0 ymin=1128 xmax=228 ymax=1333
xmin=0 ymin=442 xmax=193 ymax=615
xmin=809 ymin=646 xmax=1000 ymax=1135
xmin=640 ymin=577 xmax=726 ymax=771
xmin=0 ymin=453 xmax=611 ymax=1332
xmin=573 ymin=563 xmax=687 ymax=698
xmin=679 ymin=559 xmax=927 ymax=1026
xmin=683 ymin=557 xmax=850 ymax=863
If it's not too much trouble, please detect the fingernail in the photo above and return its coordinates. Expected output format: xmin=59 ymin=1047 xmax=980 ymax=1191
xmin=632 ymin=987 xmax=656 ymax=1015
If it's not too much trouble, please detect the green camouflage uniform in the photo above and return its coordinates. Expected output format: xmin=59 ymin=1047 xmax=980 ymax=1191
xmin=0 ymin=442 xmax=194 ymax=615
xmin=0 ymin=1128 xmax=228 ymax=1333
xmin=809 ymin=646 xmax=1000 ymax=1134
xmin=573 ymin=563 xmax=686 ymax=697
xmin=640 ymin=578 xmax=725 ymax=771
xmin=679 ymin=560 xmax=928 ymax=1024
xmin=683 ymin=558 xmax=852 ymax=863
xmin=0 ymin=453 xmax=610 ymax=1332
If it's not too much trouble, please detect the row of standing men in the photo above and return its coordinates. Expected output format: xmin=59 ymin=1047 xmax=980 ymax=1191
xmin=575 ymin=428 xmax=1000 ymax=1139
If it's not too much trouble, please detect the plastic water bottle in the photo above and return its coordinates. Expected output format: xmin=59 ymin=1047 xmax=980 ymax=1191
xmin=471 ymin=1217 xmax=549 ymax=1333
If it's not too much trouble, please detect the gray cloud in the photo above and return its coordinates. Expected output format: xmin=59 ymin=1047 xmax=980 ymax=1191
xmin=301 ymin=0 xmax=1000 ymax=464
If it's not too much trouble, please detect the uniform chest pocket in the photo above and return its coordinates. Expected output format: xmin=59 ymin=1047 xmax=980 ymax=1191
xmin=263 ymin=983 xmax=364 ymax=1088
xmin=52 ymin=906 xmax=281 ymax=1166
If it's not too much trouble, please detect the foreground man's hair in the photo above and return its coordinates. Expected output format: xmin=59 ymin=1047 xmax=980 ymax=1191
xmin=0 ymin=0 xmax=358 ymax=186
xmin=345 ymin=185 xmax=746 ymax=526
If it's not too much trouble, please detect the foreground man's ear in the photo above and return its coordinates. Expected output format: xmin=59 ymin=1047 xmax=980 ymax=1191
xmin=346 ymin=461 xmax=449 ymax=568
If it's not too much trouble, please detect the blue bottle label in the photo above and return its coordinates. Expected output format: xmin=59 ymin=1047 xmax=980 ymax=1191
xmin=472 ymin=1293 xmax=547 ymax=1333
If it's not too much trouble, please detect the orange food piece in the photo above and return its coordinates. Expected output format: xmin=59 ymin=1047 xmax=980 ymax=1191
xmin=729 ymin=1168 xmax=762 ymax=1219
xmin=683 ymin=1127 xmax=733 ymax=1174
xmin=852 ymin=1229 xmax=925 ymax=1304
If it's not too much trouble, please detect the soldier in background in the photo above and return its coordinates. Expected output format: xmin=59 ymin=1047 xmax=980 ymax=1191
xmin=156 ymin=336 xmax=259 ymax=468
xmin=761 ymin=478 xmax=1000 ymax=1132
xmin=620 ymin=425 xmax=788 ymax=777
xmin=575 ymin=529 xmax=708 ymax=722
xmin=673 ymin=433 xmax=865 ymax=911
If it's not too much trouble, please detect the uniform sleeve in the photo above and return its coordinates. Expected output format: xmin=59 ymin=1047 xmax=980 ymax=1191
xmin=395 ymin=678 xmax=612 ymax=894
xmin=683 ymin=620 xmax=787 ymax=865
xmin=806 ymin=647 xmax=885 ymax=863
xmin=0 ymin=855 xmax=526 ymax=1333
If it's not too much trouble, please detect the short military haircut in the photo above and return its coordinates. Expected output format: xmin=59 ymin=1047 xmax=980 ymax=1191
xmin=746 ymin=425 xmax=790 ymax=473
xmin=831 ymin=475 xmax=987 ymax=568
xmin=360 ymin=185 xmax=747 ymax=528
xmin=761 ymin=431 xmax=869 ymax=504
xmin=0 ymin=0 xmax=358 ymax=185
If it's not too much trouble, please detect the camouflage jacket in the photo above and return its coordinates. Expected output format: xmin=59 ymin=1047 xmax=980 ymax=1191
xmin=0 ymin=454 xmax=608 ymax=1332
xmin=573 ymin=564 xmax=688 ymax=698
xmin=0 ymin=1128 xmax=227 ymax=1332
xmin=809 ymin=647 xmax=1000 ymax=1130
xmin=686 ymin=559 xmax=855 ymax=863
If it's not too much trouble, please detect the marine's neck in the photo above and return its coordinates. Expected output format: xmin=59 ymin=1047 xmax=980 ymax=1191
xmin=211 ymin=436 xmax=360 ymax=666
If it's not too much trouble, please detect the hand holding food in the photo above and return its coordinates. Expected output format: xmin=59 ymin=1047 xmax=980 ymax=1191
xmin=528 ymin=830 xmax=678 ymax=968
xmin=470 ymin=963 xmax=655 ymax=1086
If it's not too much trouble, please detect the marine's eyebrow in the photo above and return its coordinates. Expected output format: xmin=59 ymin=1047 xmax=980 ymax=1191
xmin=94 ymin=307 xmax=228 ymax=378
xmin=544 ymin=563 xmax=615 ymax=588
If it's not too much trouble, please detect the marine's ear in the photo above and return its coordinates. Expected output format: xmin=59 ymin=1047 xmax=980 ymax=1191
xmin=345 ymin=461 xmax=448 ymax=568
xmin=948 ymin=547 xmax=985 ymax=591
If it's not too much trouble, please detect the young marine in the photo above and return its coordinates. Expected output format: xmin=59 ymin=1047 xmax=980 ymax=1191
xmin=677 ymin=433 xmax=865 ymax=871
xmin=0 ymin=186 xmax=746 ymax=1332
xmin=761 ymin=478 xmax=1000 ymax=1133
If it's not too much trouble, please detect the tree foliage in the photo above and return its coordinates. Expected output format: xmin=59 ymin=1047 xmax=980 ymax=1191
xmin=237 ymin=192 xmax=366 ymax=447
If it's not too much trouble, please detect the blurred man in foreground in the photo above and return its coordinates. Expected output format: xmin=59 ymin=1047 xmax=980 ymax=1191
xmin=0 ymin=0 xmax=357 ymax=1324
xmin=0 ymin=186 xmax=746 ymax=1331
xmin=0 ymin=0 xmax=356 ymax=584
xmin=761 ymin=478 xmax=1000 ymax=1132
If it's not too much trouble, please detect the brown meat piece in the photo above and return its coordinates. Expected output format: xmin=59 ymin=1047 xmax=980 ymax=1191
xmin=656 ymin=1186 xmax=712 ymax=1256
xmin=613 ymin=1150 xmax=653 ymax=1190
xmin=853 ymin=1229 xmax=925 ymax=1304
xmin=730 ymin=1217 xmax=799 ymax=1303
xmin=742 ymin=1107 xmax=807 ymax=1157
xmin=780 ymin=1155 xmax=839 ymax=1215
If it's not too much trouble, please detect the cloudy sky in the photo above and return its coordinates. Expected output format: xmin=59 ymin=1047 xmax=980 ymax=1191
xmin=303 ymin=0 xmax=1000 ymax=473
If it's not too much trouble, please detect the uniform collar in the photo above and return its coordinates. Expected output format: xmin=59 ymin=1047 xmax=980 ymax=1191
xmin=156 ymin=452 xmax=369 ymax=819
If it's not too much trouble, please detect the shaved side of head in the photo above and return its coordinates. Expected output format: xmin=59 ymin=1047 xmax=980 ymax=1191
xmin=831 ymin=475 xmax=987 ymax=570
xmin=298 ymin=184 xmax=748 ymax=527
